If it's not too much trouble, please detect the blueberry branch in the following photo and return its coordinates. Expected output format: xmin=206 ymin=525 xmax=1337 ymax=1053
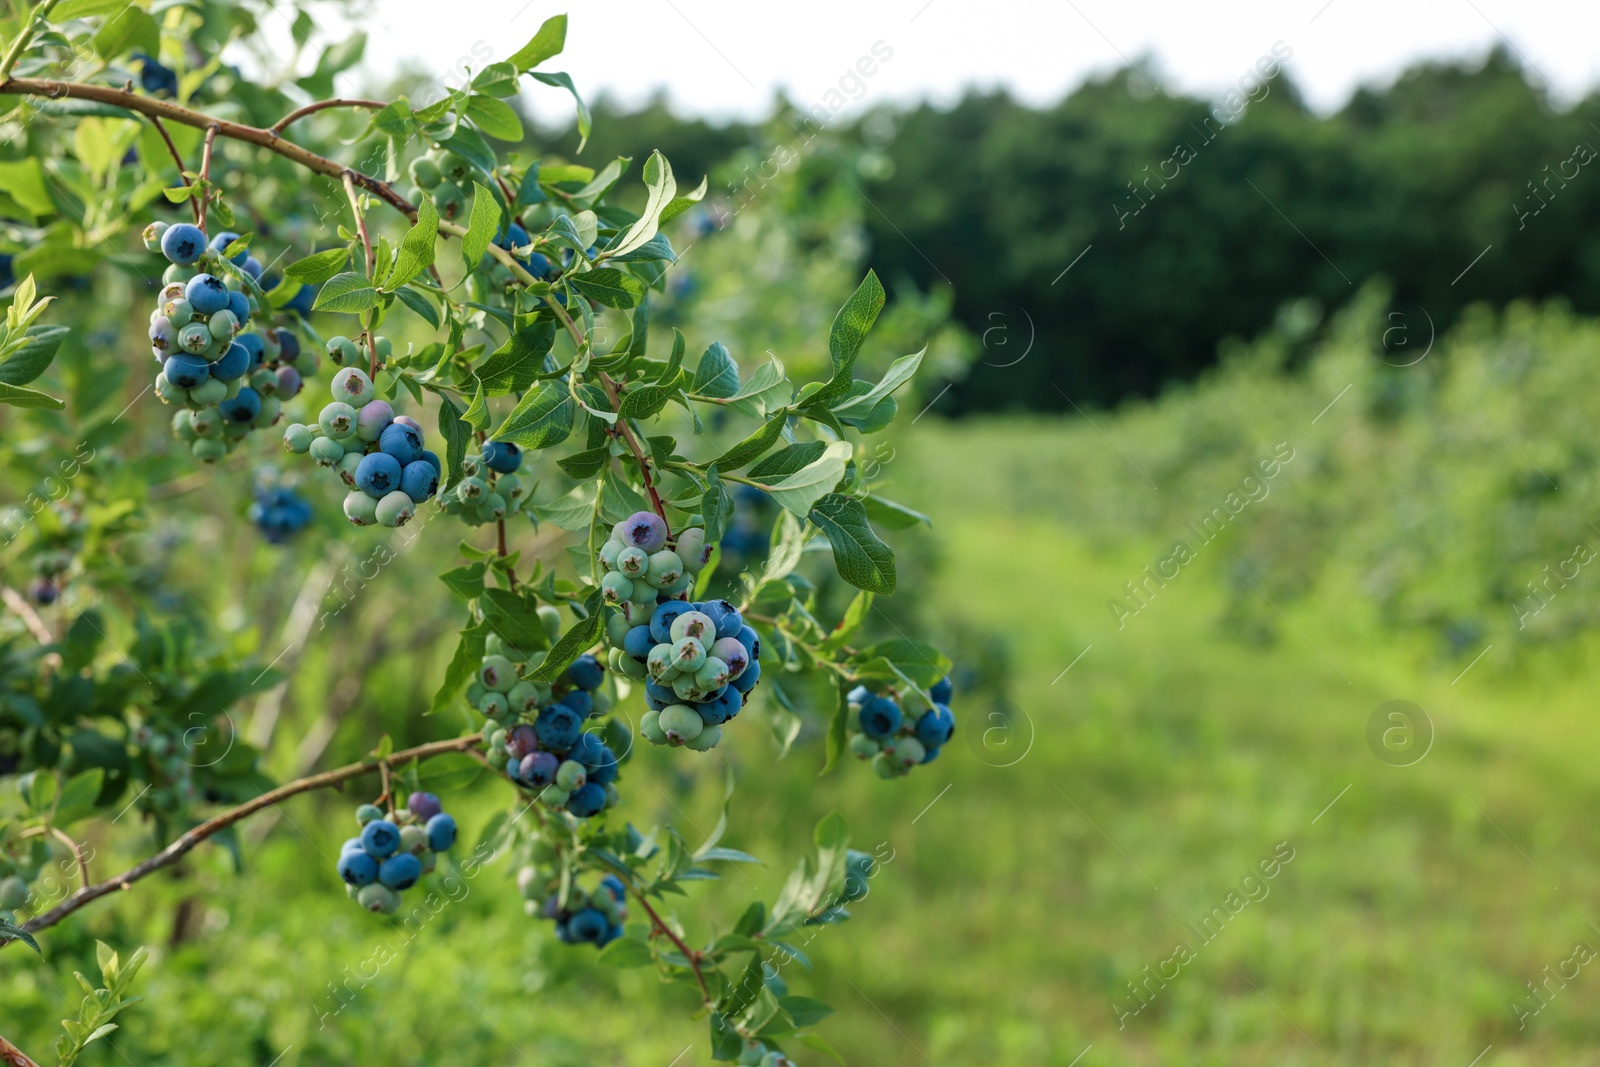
xmin=19 ymin=825 xmax=90 ymax=890
xmin=144 ymin=114 xmax=194 ymax=220
xmin=623 ymin=874 xmax=712 ymax=1004
xmin=0 ymin=1032 xmax=41 ymax=1067
xmin=269 ymin=97 xmax=387 ymax=134
xmin=341 ymin=170 xmax=378 ymax=379
xmin=196 ymin=122 xmax=220 ymax=233
xmin=7 ymin=733 xmax=483 ymax=941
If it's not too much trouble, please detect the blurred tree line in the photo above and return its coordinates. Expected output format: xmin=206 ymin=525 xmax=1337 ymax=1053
xmin=530 ymin=47 xmax=1600 ymax=413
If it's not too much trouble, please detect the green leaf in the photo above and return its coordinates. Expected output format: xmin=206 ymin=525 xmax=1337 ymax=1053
xmin=285 ymin=247 xmax=350 ymax=284
xmin=53 ymin=0 xmax=127 ymax=17
xmin=701 ymin=465 xmax=735 ymax=543
xmin=53 ymin=768 xmax=105 ymax=826
xmin=599 ymin=469 xmax=650 ymax=525
xmin=497 ymin=382 xmax=574 ymax=449
xmin=864 ymin=493 xmax=930 ymax=530
xmin=558 ymin=446 xmax=610 ymax=479
xmin=725 ymin=355 xmax=792 ymax=419
xmin=713 ymin=411 xmax=788 ymax=472
xmin=414 ymin=752 xmax=482 ymax=792
xmin=597 ymin=936 xmax=655 ymax=968
xmin=749 ymin=442 xmax=827 ymax=482
xmin=441 ymin=128 xmax=498 ymax=177
xmin=809 ymin=494 xmax=895 ymax=593
xmin=570 ymin=268 xmax=645 ymax=309
xmin=659 ymin=174 xmax=710 ymax=224
xmin=691 ymin=341 xmax=739 ymax=398
xmin=394 ymin=286 xmax=440 ymax=328
xmin=0 ymin=159 xmax=54 ymax=218
xmin=461 ymin=380 xmax=489 ymax=432
xmin=25 ymin=770 xmax=57 ymax=813
xmin=460 ymin=183 xmax=502 ymax=272
xmin=780 ymin=995 xmax=835 ymax=1028
xmin=529 ymin=71 xmax=591 ymax=150
xmin=312 ymin=271 xmax=378 ymax=314
xmin=618 ymin=383 xmax=672 ymax=420
xmin=605 ymin=150 xmax=676 ymax=259
xmin=430 ymin=622 xmax=488 ymax=714
xmin=530 ymin=590 xmax=605 ymax=682
xmin=0 ymin=380 xmax=64 ymax=409
xmin=466 ymin=95 xmax=524 ymax=141
xmin=475 ymin=320 xmax=556 ymax=396
xmin=534 ymin=482 xmax=597 ymax=532
xmin=0 ymin=324 xmax=67 ymax=386
xmin=385 ymin=195 xmax=438 ymax=290
xmin=822 ymin=682 xmax=851 ymax=775
xmin=855 ymin=638 xmax=952 ymax=689
xmin=815 ymin=271 xmax=886 ymax=406
xmin=438 ymin=563 xmax=487 ymax=599
xmin=437 ymin=394 xmax=471 ymax=491
xmin=481 ymin=589 xmax=552 ymax=651
xmin=829 ymin=348 xmax=924 ymax=421
xmin=0 ymin=914 xmax=39 ymax=953
xmin=758 ymin=442 xmax=851 ymax=518
xmin=92 ymin=5 xmax=159 ymax=60
xmin=508 ymin=13 xmax=567 ymax=71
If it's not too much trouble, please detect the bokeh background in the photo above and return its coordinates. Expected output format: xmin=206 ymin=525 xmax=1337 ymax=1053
xmin=6 ymin=1 xmax=1600 ymax=1063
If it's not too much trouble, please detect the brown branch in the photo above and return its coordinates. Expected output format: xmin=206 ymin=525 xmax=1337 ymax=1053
xmin=0 ymin=79 xmax=417 ymax=218
xmin=341 ymin=171 xmax=378 ymax=377
xmin=597 ymin=372 xmax=669 ymax=528
xmin=631 ymin=886 xmax=710 ymax=1003
xmin=145 ymin=114 xmax=195 ymax=222
xmin=270 ymin=97 xmax=386 ymax=134
xmin=21 ymin=826 xmax=90 ymax=890
xmin=0 ymin=584 xmax=52 ymax=644
xmin=0 ymin=1033 xmax=40 ymax=1067
xmin=12 ymin=733 xmax=482 ymax=939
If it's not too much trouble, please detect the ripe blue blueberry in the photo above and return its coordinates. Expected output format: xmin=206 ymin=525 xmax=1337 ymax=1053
xmin=915 ymin=704 xmax=955 ymax=748
xmin=276 ymin=365 xmax=303 ymax=399
xmin=702 ymin=600 xmax=743 ymax=640
xmin=731 ymin=657 xmax=761 ymax=695
xmin=568 ymin=907 xmax=609 ymax=942
xmin=186 ymin=273 xmax=230 ymax=315
xmin=558 ymin=689 xmax=593 ymax=718
xmin=859 ymin=696 xmax=902 ymax=739
xmin=736 ymin=624 xmax=760 ymax=661
xmin=243 ymin=256 xmax=264 ymax=281
xmin=400 ymin=793 xmax=440 ymax=823
xmin=567 ymin=782 xmax=606 ymax=818
xmin=400 ymin=460 xmax=438 ymax=503
xmin=356 ymin=452 xmax=403 ymax=498
xmin=698 ymin=686 xmax=741 ymax=726
xmin=210 ymin=340 xmax=250 ymax=381
xmin=426 ymin=813 xmax=457 ymax=852
xmin=519 ymin=750 xmax=559 ymax=787
xmin=379 ymin=421 xmax=424 ymax=465
xmin=567 ymin=653 xmax=604 ymax=691
xmin=165 ymin=353 xmax=210 ymax=390
xmin=337 ymin=850 xmax=378 ymax=886
xmin=237 ymin=332 xmax=265 ymax=368
xmin=375 ymin=852 xmax=421 ymax=890
xmin=535 ymin=703 xmax=583 ymax=752
xmin=651 ymin=601 xmax=693 ymax=643
xmin=921 ymin=745 xmax=940 ymax=764
xmin=623 ymin=625 xmax=655 ymax=664
xmin=360 ymin=819 xmax=401 ymax=858
xmin=218 ymin=387 xmax=262 ymax=424
xmin=620 ymin=510 xmax=668 ymax=552
xmin=643 ymin=679 xmax=675 ymax=712
xmin=161 ymin=223 xmax=206 ymax=265
xmin=274 ymin=328 xmax=300 ymax=362
xmin=482 ymin=440 xmax=521 ymax=473
xmin=226 ymin=290 xmax=251 ymax=323
xmin=930 ymin=676 xmax=954 ymax=704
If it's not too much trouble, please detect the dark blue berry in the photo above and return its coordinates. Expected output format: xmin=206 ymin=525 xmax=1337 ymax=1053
xmin=337 ymin=850 xmax=378 ymax=886
xmin=859 ymin=696 xmax=902 ymax=739
xmin=567 ymin=653 xmax=604 ymax=691
xmin=425 ymin=813 xmax=457 ymax=852
xmin=378 ymin=852 xmax=422 ymax=890
xmin=482 ymin=439 xmax=521 ymax=473
xmin=360 ymin=819 xmax=400 ymax=858
xmin=566 ymin=782 xmax=606 ymax=818
xmin=930 ymin=676 xmax=954 ymax=704
xmin=535 ymin=704 xmax=582 ymax=753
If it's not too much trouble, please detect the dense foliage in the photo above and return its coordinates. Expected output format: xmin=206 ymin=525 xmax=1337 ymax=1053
xmin=0 ymin=4 xmax=958 ymax=1062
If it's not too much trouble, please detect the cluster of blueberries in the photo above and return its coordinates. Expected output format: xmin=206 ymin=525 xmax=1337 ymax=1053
xmin=145 ymin=221 xmax=314 ymax=463
xmin=629 ymin=600 xmax=760 ymax=753
xmin=441 ymin=440 xmax=528 ymax=528
xmin=280 ymin=367 xmax=440 ymax=529
xmin=847 ymin=675 xmax=956 ymax=778
xmin=519 ymin=869 xmax=627 ymax=948
xmin=476 ymin=627 xmax=623 ymax=819
xmin=337 ymin=791 xmax=458 ymax=915
xmin=249 ymin=481 xmax=313 ymax=544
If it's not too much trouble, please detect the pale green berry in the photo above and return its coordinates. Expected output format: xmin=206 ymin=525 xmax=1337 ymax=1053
xmin=485 ymin=634 xmax=507 ymax=657
xmin=283 ymin=423 xmax=316 ymax=453
xmin=375 ymin=490 xmax=415 ymax=527
xmin=601 ymin=571 xmax=633 ymax=605
xmin=399 ymin=825 xmax=428 ymax=852
xmin=319 ymin=401 xmax=358 ymax=439
xmin=507 ymin=681 xmax=541 ymax=715
xmin=644 ymin=549 xmax=684 ymax=589
xmin=477 ymin=492 xmax=506 ymax=522
xmin=539 ymin=785 xmax=570 ymax=807
xmin=142 ymin=220 xmax=169 ymax=252
xmin=335 ymin=452 xmax=363 ymax=487
xmin=171 ymin=409 xmax=198 ymax=442
xmin=497 ymin=473 xmax=525 ymax=501
xmin=605 ymin=611 xmax=632 ymax=649
xmin=887 ymin=735 xmax=926 ymax=768
xmin=670 ymin=636 xmax=706 ymax=673
xmin=684 ymin=724 xmax=721 ymax=752
xmin=250 ymin=367 xmax=278 ymax=396
xmin=357 ymin=883 xmax=400 ymax=913
xmin=639 ymin=709 xmax=667 ymax=744
xmin=479 ymin=691 xmax=510 ymax=718
xmin=480 ymin=654 xmax=518 ymax=692
xmin=647 ymin=644 xmax=680 ymax=682
xmin=658 ymin=704 xmax=703 ymax=745
xmin=538 ymin=605 xmax=562 ymax=641
xmin=327 ymin=335 xmax=360 ymax=366
xmin=208 ymin=308 xmax=239 ymax=341
xmin=849 ymin=733 xmax=880 ymax=760
xmin=191 ymin=407 xmax=222 ymax=437
xmin=598 ymin=538 xmax=626 ymax=570
xmin=192 ymin=437 xmax=226 ymax=463
xmin=461 ymin=454 xmax=483 ymax=479
xmin=164 ymin=297 xmax=195 ymax=323
xmin=872 ymin=752 xmax=902 ymax=779
xmin=189 ymin=377 xmax=228 ymax=405
xmin=616 ymin=651 xmax=648 ymax=680
xmin=555 ymin=759 xmax=587 ymax=791
xmin=331 ymin=366 xmax=375 ymax=406
xmin=672 ymin=675 xmax=709 ymax=703
xmin=344 ymin=491 xmax=379 ymax=526
xmin=253 ymin=396 xmax=282 ymax=429
xmin=310 ymin=436 xmax=344 ymax=467
xmin=669 ymin=611 xmax=715 ymax=643
xmin=154 ymin=371 xmax=185 ymax=405
xmin=616 ymin=546 xmax=648 ymax=578
xmin=677 ymin=527 xmax=708 ymax=571
xmin=455 ymin=476 xmax=488 ymax=503
xmin=695 ymin=657 xmax=729 ymax=690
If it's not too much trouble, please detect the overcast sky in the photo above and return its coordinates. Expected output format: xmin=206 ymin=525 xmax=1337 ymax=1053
xmin=341 ymin=0 xmax=1599 ymax=123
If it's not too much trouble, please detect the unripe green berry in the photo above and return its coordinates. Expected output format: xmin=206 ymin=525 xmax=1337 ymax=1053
xmin=192 ymin=437 xmax=227 ymax=463
xmin=336 ymin=452 xmax=363 ymax=488
xmin=556 ymin=759 xmax=587 ymax=791
xmin=684 ymin=723 xmax=722 ymax=751
xmin=538 ymin=605 xmax=562 ymax=641
xmin=479 ymin=691 xmax=510 ymax=718
xmin=644 ymin=549 xmax=684 ymax=589
xmin=326 ymin=336 xmax=360 ymax=366
xmin=872 ymin=752 xmax=902 ymax=779
xmin=375 ymin=490 xmax=415 ymax=527
xmin=344 ymin=491 xmax=379 ymax=526
xmin=409 ymin=156 xmax=442 ymax=188
xmin=357 ymin=883 xmax=400 ymax=914
xmin=191 ymin=407 xmax=222 ymax=437
xmin=640 ymin=710 xmax=666 ymax=744
xmin=310 ymin=436 xmax=344 ymax=467
xmin=356 ymin=803 xmax=384 ymax=825
xmin=658 ymin=704 xmax=703 ymax=745
xmin=849 ymin=733 xmax=880 ymax=760
xmin=539 ymin=784 xmax=570 ymax=807
xmin=455 ymin=476 xmax=488 ymax=503
xmin=282 ymin=423 xmax=315 ymax=453
xmin=477 ymin=492 xmax=506 ymax=522
xmin=601 ymin=571 xmax=633 ymax=605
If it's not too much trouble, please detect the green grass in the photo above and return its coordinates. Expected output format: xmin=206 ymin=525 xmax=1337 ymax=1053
xmin=6 ymin=416 xmax=1600 ymax=1065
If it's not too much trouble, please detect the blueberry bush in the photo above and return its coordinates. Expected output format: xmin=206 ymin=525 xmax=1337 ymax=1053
xmin=0 ymin=6 xmax=952 ymax=1061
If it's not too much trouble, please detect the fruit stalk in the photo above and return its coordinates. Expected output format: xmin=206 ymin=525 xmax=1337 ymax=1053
xmin=341 ymin=171 xmax=378 ymax=378
xmin=197 ymin=123 xmax=220 ymax=232
xmin=144 ymin=115 xmax=194 ymax=219
xmin=597 ymin=371 xmax=669 ymax=526
xmin=628 ymin=882 xmax=711 ymax=1003
xmin=9 ymin=733 xmax=482 ymax=940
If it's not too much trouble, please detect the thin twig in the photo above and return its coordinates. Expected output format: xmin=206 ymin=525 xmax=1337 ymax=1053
xmin=11 ymin=733 xmax=482 ymax=939
xmin=0 ymin=79 xmax=417 ymax=217
xmin=144 ymin=115 xmax=196 ymax=222
xmin=631 ymin=885 xmax=710 ymax=1003
xmin=20 ymin=826 xmax=90 ymax=889
xmin=341 ymin=170 xmax=378 ymax=378
xmin=269 ymin=97 xmax=386 ymax=134
xmin=197 ymin=122 xmax=219 ymax=232
xmin=597 ymin=373 xmax=669 ymax=527
xmin=0 ymin=585 xmax=52 ymax=645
